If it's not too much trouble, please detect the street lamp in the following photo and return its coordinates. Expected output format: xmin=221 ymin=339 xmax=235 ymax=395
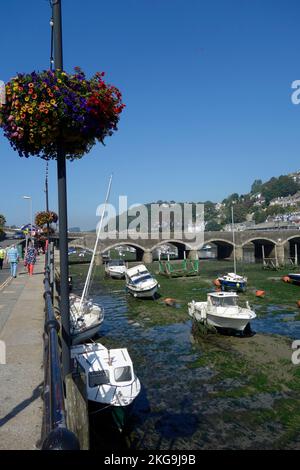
xmin=23 ymin=196 xmax=33 ymax=241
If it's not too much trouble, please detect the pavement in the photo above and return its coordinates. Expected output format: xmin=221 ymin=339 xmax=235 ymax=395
xmin=0 ymin=254 xmax=45 ymax=450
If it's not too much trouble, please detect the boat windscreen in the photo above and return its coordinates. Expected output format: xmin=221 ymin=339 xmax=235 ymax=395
xmin=114 ymin=366 xmax=132 ymax=382
xmin=132 ymin=274 xmax=152 ymax=284
xmin=109 ymin=260 xmax=124 ymax=266
xmin=89 ymin=370 xmax=110 ymax=387
xmin=211 ymin=296 xmax=237 ymax=307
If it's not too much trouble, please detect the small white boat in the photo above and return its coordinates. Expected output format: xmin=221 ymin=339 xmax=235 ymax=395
xmin=69 ymin=293 xmax=104 ymax=345
xmin=125 ymin=264 xmax=159 ymax=298
xmin=105 ymin=259 xmax=126 ymax=279
xmin=188 ymin=292 xmax=256 ymax=332
xmin=70 ymin=342 xmax=141 ymax=407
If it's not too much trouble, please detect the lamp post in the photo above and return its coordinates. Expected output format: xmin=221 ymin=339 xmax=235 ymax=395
xmin=52 ymin=0 xmax=71 ymax=378
xmin=23 ymin=196 xmax=33 ymax=239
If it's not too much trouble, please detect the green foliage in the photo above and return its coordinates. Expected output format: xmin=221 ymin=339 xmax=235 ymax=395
xmin=260 ymin=175 xmax=299 ymax=204
xmin=0 ymin=214 xmax=6 ymax=227
xmin=205 ymin=220 xmax=222 ymax=231
xmin=253 ymin=210 xmax=266 ymax=224
xmin=251 ymin=179 xmax=263 ymax=194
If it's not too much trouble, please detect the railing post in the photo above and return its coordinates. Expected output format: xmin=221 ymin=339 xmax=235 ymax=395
xmin=42 ymin=249 xmax=80 ymax=450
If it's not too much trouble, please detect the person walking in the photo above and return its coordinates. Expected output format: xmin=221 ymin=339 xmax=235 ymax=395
xmin=6 ymin=244 xmax=19 ymax=278
xmin=24 ymin=242 xmax=37 ymax=276
xmin=0 ymin=245 xmax=5 ymax=270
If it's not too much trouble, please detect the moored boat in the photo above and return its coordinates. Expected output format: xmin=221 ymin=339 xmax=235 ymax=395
xmin=70 ymin=342 xmax=141 ymax=407
xmin=188 ymin=291 xmax=256 ymax=333
xmin=69 ymin=293 xmax=104 ymax=345
xmin=105 ymin=259 xmax=126 ymax=279
xmin=217 ymin=272 xmax=247 ymax=292
xmin=287 ymin=273 xmax=300 ymax=285
xmin=125 ymin=264 xmax=159 ymax=298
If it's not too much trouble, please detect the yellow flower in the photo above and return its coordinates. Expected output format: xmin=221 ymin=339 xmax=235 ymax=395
xmin=57 ymin=79 xmax=62 ymax=83
xmin=25 ymin=97 xmax=30 ymax=102
xmin=46 ymin=103 xmax=50 ymax=108
xmin=28 ymin=108 xmax=33 ymax=114
xmin=50 ymin=99 xmax=56 ymax=105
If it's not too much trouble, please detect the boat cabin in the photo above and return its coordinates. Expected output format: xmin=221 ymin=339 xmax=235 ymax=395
xmin=208 ymin=292 xmax=239 ymax=307
xmin=107 ymin=259 xmax=126 ymax=267
xmin=125 ymin=264 xmax=152 ymax=284
xmin=71 ymin=344 xmax=134 ymax=388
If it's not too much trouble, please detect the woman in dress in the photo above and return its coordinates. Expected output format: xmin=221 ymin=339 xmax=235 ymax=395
xmin=25 ymin=242 xmax=37 ymax=276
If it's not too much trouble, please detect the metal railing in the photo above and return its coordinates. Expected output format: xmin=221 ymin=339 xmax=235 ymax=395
xmin=41 ymin=242 xmax=80 ymax=450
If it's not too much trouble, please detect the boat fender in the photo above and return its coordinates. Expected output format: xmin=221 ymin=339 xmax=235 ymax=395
xmin=256 ymin=290 xmax=265 ymax=298
xmin=282 ymin=276 xmax=291 ymax=283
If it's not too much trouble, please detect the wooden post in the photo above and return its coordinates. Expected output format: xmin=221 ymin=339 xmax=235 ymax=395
xmin=275 ymin=244 xmax=278 ymax=267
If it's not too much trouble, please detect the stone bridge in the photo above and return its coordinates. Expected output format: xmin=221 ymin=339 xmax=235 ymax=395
xmin=65 ymin=229 xmax=300 ymax=264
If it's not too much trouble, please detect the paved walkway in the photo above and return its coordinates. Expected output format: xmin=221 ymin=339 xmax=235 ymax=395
xmin=0 ymin=255 xmax=45 ymax=450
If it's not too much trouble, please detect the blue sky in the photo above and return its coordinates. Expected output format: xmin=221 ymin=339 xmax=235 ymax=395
xmin=1 ymin=0 xmax=300 ymax=229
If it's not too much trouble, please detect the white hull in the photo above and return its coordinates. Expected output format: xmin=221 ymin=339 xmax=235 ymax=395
xmin=106 ymin=269 xmax=125 ymax=279
xmin=205 ymin=313 xmax=252 ymax=331
xmin=126 ymin=283 xmax=158 ymax=298
xmin=188 ymin=295 xmax=256 ymax=332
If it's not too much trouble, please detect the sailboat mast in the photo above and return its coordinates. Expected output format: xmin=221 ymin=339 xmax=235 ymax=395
xmin=232 ymin=205 xmax=236 ymax=274
xmin=79 ymin=175 xmax=113 ymax=310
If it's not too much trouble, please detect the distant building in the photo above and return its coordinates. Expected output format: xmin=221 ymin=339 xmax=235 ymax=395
xmin=269 ymin=191 xmax=300 ymax=208
xmin=223 ymin=221 xmax=256 ymax=232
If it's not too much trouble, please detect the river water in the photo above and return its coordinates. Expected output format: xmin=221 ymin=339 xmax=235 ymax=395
xmin=73 ymin=275 xmax=300 ymax=450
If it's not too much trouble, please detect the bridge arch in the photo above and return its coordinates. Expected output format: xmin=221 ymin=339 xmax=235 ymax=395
xmin=283 ymin=235 xmax=300 ymax=264
xmin=241 ymin=237 xmax=276 ymax=263
xmin=203 ymin=239 xmax=234 ymax=260
xmin=151 ymin=240 xmax=194 ymax=259
xmin=101 ymin=241 xmax=145 ymax=262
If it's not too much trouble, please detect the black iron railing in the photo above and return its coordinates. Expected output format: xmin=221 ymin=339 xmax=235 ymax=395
xmin=41 ymin=242 xmax=79 ymax=450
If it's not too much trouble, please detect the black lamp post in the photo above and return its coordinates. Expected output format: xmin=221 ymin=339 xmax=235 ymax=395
xmin=52 ymin=0 xmax=71 ymax=378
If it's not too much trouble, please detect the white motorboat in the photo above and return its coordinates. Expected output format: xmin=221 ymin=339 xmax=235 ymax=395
xmin=69 ymin=293 xmax=104 ymax=345
xmin=125 ymin=264 xmax=159 ymax=298
xmin=188 ymin=292 xmax=256 ymax=332
xmin=105 ymin=259 xmax=126 ymax=279
xmin=71 ymin=342 xmax=141 ymax=407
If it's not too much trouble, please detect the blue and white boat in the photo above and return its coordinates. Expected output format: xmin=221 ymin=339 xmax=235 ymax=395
xmin=288 ymin=273 xmax=300 ymax=285
xmin=218 ymin=272 xmax=247 ymax=292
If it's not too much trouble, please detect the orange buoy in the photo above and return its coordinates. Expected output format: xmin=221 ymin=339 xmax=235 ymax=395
xmin=282 ymin=276 xmax=291 ymax=283
xmin=297 ymin=301 xmax=300 ymax=308
xmin=213 ymin=279 xmax=221 ymax=287
xmin=164 ymin=298 xmax=176 ymax=306
xmin=256 ymin=290 xmax=265 ymax=298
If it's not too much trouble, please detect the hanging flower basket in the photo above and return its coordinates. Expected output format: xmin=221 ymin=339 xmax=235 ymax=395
xmin=0 ymin=67 xmax=125 ymax=160
xmin=35 ymin=210 xmax=58 ymax=226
